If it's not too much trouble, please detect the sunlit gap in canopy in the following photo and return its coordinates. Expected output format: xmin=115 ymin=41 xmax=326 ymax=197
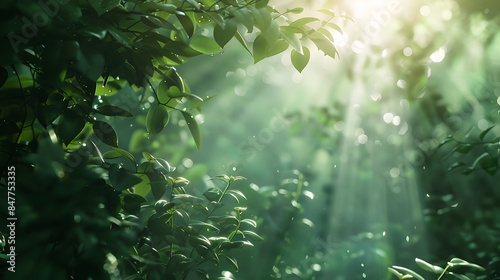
xmin=315 ymin=1 xmax=427 ymax=279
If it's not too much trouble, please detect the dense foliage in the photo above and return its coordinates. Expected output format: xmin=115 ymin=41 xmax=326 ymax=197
xmin=0 ymin=0 xmax=342 ymax=279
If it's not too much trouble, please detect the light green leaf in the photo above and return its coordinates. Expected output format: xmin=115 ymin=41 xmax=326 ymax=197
xmin=181 ymin=111 xmax=201 ymax=150
xmin=391 ymin=266 xmax=425 ymax=280
xmin=291 ymin=47 xmax=310 ymax=73
xmin=190 ymin=35 xmax=221 ymax=54
xmin=415 ymin=258 xmax=444 ymax=274
xmin=280 ymin=28 xmax=302 ymax=53
xmin=388 ymin=267 xmax=405 ymax=279
xmin=266 ymin=39 xmax=288 ymax=58
xmin=289 ymin=17 xmax=320 ymax=27
xmin=318 ymin=9 xmax=335 ymax=17
xmin=326 ymin=22 xmax=343 ymax=35
xmin=234 ymin=32 xmax=252 ymax=55
xmin=287 ymin=7 xmax=304 ymax=14
xmin=103 ymin=147 xmax=137 ymax=167
xmin=146 ymin=103 xmax=170 ymax=136
xmin=214 ymin=20 xmax=237 ymax=48
xmin=253 ymin=34 xmax=269 ymax=63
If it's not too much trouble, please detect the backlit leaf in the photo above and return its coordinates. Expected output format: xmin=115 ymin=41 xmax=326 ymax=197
xmin=146 ymin=103 xmax=170 ymax=136
xmin=93 ymin=121 xmax=118 ymax=147
xmin=291 ymin=47 xmax=310 ymax=73
xmin=181 ymin=111 xmax=201 ymax=150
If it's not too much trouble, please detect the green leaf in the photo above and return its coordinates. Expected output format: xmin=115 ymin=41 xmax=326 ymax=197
xmin=108 ymin=164 xmax=142 ymax=191
xmin=326 ymin=22 xmax=343 ymax=35
xmin=318 ymin=9 xmax=335 ymax=17
xmin=415 ymin=258 xmax=444 ymax=274
xmin=103 ymin=147 xmax=137 ymax=167
xmin=289 ymin=17 xmax=320 ymax=27
xmin=185 ymin=0 xmax=200 ymax=10
xmin=310 ymin=35 xmax=338 ymax=59
xmin=391 ymin=266 xmax=425 ymax=280
xmin=122 ymin=194 xmax=147 ymax=215
xmin=228 ymin=7 xmax=253 ymax=32
xmin=223 ymin=254 xmax=239 ymax=272
xmin=388 ymin=267 xmax=405 ymax=279
xmin=146 ymin=169 xmax=168 ymax=200
xmin=448 ymin=258 xmax=486 ymax=271
xmin=147 ymin=103 xmax=170 ymax=136
xmin=448 ymin=273 xmax=471 ymax=280
xmin=291 ymin=47 xmax=310 ymax=73
xmin=190 ymin=35 xmax=221 ymax=54
xmin=181 ymin=111 xmax=202 ymax=150
xmin=262 ymin=21 xmax=280 ymax=45
xmin=253 ymin=34 xmax=269 ymax=63
xmin=241 ymin=230 xmax=263 ymax=241
xmin=287 ymin=7 xmax=304 ymax=14
xmin=89 ymin=0 xmax=120 ymax=16
xmin=234 ymin=31 xmax=252 ymax=55
xmin=190 ymin=220 xmax=220 ymax=232
xmin=138 ymin=2 xmax=177 ymax=13
xmin=448 ymin=162 xmax=466 ymax=171
xmin=479 ymin=126 xmax=495 ymax=141
xmin=280 ymin=28 xmax=302 ymax=53
xmin=58 ymin=109 xmax=85 ymax=145
xmin=266 ymin=39 xmax=289 ymax=58
xmin=96 ymin=105 xmax=133 ymax=117
xmin=214 ymin=20 xmax=237 ymax=48
xmin=93 ymin=121 xmax=118 ymax=147
xmin=176 ymin=14 xmax=195 ymax=38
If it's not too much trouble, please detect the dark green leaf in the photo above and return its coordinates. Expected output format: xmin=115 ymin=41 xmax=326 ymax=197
xmin=93 ymin=121 xmax=118 ymax=147
xmin=291 ymin=47 xmax=310 ymax=72
xmin=0 ymin=66 xmax=7 ymax=88
xmin=223 ymin=254 xmax=239 ymax=272
xmin=58 ymin=109 xmax=85 ymax=145
xmin=214 ymin=20 xmax=237 ymax=48
xmin=447 ymin=273 xmax=471 ymax=280
xmin=181 ymin=111 xmax=202 ymax=150
xmin=146 ymin=169 xmax=168 ymax=200
xmin=96 ymin=105 xmax=133 ymax=117
xmin=147 ymin=103 xmax=170 ymax=136
xmin=122 ymin=194 xmax=147 ymax=215
xmin=109 ymin=164 xmax=142 ymax=191
xmin=176 ymin=14 xmax=195 ymax=38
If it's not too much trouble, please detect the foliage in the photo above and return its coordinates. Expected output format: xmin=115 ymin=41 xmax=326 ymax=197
xmin=0 ymin=0 xmax=341 ymax=279
xmin=389 ymin=257 xmax=485 ymax=280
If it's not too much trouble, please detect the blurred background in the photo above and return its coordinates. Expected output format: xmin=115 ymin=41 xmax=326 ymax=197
xmin=113 ymin=0 xmax=500 ymax=279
